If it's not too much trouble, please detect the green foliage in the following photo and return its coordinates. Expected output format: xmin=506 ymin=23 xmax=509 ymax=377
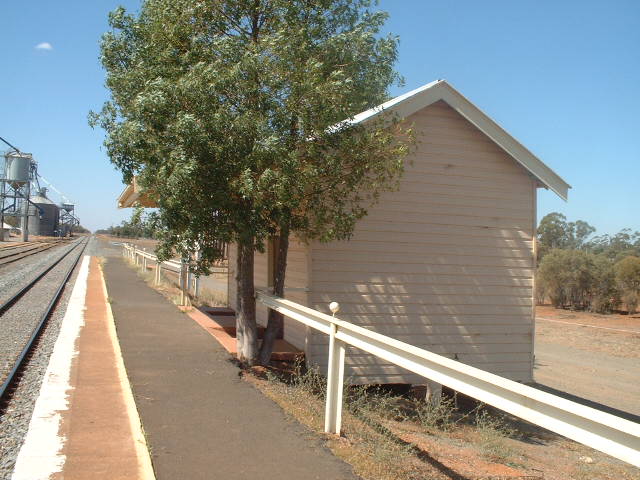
xmin=537 ymin=249 xmax=620 ymax=313
xmin=99 ymin=206 xmax=159 ymax=239
xmin=537 ymin=212 xmax=595 ymax=260
xmin=590 ymin=254 xmax=620 ymax=313
xmin=537 ymin=249 xmax=591 ymax=308
xmin=91 ymin=0 xmax=411 ymax=364
xmin=90 ymin=0 xmax=411 ymax=276
xmin=71 ymin=224 xmax=91 ymax=234
xmin=536 ymin=213 xmax=639 ymax=313
xmin=614 ymin=256 xmax=640 ymax=314
xmin=587 ymin=229 xmax=640 ymax=260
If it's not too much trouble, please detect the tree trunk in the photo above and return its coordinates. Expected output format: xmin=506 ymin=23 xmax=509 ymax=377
xmin=236 ymin=239 xmax=258 ymax=365
xmin=258 ymin=224 xmax=290 ymax=365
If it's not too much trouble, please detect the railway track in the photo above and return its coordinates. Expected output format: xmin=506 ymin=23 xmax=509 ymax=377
xmin=0 ymin=240 xmax=69 ymax=267
xmin=0 ymin=242 xmax=32 ymax=250
xmin=0 ymin=237 xmax=88 ymax=401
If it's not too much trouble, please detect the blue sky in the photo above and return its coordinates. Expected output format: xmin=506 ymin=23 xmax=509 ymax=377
xmin=0 ymin=1 xmax=638 ymax=234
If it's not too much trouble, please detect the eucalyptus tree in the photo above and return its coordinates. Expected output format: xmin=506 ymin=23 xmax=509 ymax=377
xmin=91 ymin=0 xmax=412 ymax=365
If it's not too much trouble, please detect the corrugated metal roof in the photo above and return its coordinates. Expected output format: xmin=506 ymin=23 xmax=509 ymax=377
xmin=30 ymin=188 xmax=56 ymax=205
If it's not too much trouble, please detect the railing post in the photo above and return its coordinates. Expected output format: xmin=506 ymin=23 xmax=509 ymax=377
xmin=142 ymin=248 xmax=147 ymax=271
xmin=193 ymin=249 xmax=201 ymax=298
xmin=324 ymin=302 xmax=345 ymax=435
xmin=155 ymin=261 xmax=161 ymax=285
xmin=179 ymin=259 xmax=187 ymax=306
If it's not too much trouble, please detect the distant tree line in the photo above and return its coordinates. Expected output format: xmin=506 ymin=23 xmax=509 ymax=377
xmin=95 ymin=207 xmax=158 ymax=239
xmin=71 ymin=225 xmax=90 ymax=234
xmin=536 ymin=212 xmax=640 ymax=314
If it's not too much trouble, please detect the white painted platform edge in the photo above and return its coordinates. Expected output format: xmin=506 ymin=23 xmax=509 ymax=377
xmin=11 ymin=255 xmax=90 ymax=480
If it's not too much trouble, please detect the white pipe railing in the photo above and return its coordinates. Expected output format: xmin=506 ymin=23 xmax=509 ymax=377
xmin=123 ymin=243 xmax=188 ymax=304
xmin=120 ymin=242 xmax=640 ymax=467
xmin=256 ymin=291 xmax=640 ymax=468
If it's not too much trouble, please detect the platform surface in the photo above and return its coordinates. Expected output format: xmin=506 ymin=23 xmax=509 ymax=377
xmin=102 ymin=250 xmax=358 ymax=480
xmin=11 ymin=256 xmax=153 ymax=480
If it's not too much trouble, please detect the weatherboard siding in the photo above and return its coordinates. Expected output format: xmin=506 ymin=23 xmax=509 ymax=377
xmin=280 ymin=238 xmax=310 ymax=349
xmin=307 ymin=100 xmax=536 ymax=384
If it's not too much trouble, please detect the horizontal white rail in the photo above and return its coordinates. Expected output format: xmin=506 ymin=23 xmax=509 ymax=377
xmin=123 ymin=243 xmax=181 ymax=269
xmin=257 ymin=291 xmax=640 ymax=467
xmin=123 ymin=243 xmax=188 ymax=304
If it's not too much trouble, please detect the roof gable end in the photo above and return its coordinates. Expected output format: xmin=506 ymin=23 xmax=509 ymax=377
xmin=350 ymin=80 xmax=570 ymax=201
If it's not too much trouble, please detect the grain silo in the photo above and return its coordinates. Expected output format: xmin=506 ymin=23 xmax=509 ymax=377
xmin=28 ymin=188 xmax=59 ymax=236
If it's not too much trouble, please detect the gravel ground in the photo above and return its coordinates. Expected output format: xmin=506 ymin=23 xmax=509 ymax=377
xmin=534 ymin=311 xmax=640 ymax=417
xmin=0 ymin=237 xmax=91 ymax=479
xmin=0 ymin=238 xmax=82 ymax=306
xmin=0 ymin=245 xmax=40 ymax=260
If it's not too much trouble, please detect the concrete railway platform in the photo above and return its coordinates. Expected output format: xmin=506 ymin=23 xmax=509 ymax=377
xmin=11 ymin=255 xmax=153 ymax=480
xmin=9 ymin=239 xmax=358 ymax=479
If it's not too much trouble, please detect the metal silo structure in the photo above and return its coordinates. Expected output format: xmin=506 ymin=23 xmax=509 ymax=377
xmin=1 ymin=150 xmax=35 ymax=241
xmin=5 ymin=153 xmax=31 ymax=186
xmin=28 ymin=188 xmax=59 ymax=236
xmin=59 ymin=202 xmax=80 ymax=237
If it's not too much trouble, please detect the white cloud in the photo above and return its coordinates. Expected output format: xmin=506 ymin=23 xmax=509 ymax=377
xmin=35 ymin=42 xmax=53 ymax=51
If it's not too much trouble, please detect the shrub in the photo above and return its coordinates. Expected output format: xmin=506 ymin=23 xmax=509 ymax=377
xmin=589 ymin=255 xmax=620 ymax=313
xmin=614 ymin=256 xmax=640 ymax=314
xmin=621 ymin=291 xmax=639 ymax=315
xmin=537 ymin=249 xmax=594 ymax=309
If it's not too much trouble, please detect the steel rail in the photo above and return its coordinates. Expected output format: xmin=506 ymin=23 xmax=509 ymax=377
xmin=0 ymin=243 xmax=57 ymax=264
xmin=0 ymin=245 xmax=43 ymax=257
xmin=0 ymin=242 xmax=33 ymax=250
xmin=0 ymin=238 xmax=83 ymax=317
xmin=0 ymin=240 xmax=65 ymax=251
xmin=0 ymin=238 xmax=88 ymax=400
xmin=0 ymin=240 xmax=68 ymax=258
xmin=0 ymin=243 xmax=67 ymax=266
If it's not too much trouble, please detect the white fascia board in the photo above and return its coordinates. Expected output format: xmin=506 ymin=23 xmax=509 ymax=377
xmin=349 ymin=80 xmax=570 ymax=201
xmin=117 ymin=183 xmax=137 ymax=209
xmin=348 ymin=79 xmax=443 ymax=125
xmin=437 ymin=83 xmax=570 ymax=201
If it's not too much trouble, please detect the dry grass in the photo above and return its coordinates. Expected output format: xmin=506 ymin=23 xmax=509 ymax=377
xmin=244 ymin=363 xmax=533 ymax=480
xmin=244 ymin=364 xmax=640 ymax=480
xmin=126 ymin=257 xmax=185 ymax=306
xmin=252 ymin=366 xmax=422 ymax=480
xmin=191 ymin=287 xmax=227 ymax=308
xmin=121 ymin=255 xmax=638 ymax=480
xmin=126 ymin=256 xmax=228 ymax=314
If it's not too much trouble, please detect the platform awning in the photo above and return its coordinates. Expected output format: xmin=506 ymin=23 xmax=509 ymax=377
xmin=117 ymin=177 xmax=158 ymax=208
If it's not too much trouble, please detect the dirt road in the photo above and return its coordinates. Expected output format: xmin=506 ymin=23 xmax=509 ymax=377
xmin=534 ymin=306 xmax=640 ymax=418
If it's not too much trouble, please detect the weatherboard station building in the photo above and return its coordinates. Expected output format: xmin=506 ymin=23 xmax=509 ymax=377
xmin=119 ymin=80 xmax=570 ymax=385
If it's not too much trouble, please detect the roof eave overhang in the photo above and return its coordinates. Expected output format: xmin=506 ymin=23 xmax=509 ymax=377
xmin=117 ymin=184 xmax=135 ymax=209
xmin=117 ymin=178 xmax=158 ymax=208
xmin=352 ymin=80 xmax=571 ymax=201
